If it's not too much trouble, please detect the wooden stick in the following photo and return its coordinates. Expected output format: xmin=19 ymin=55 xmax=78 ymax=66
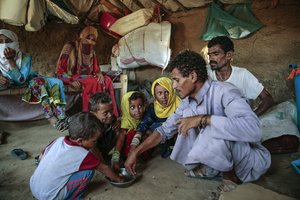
xmin=131 ymin=0 xmax=145 ymax=9
xmin=114 ymin=0 xmax=132 ymax=14
xmin=172 ymin=0 xmax=188 ymax=12
xmin=100 ymin=0 xmax=124 ymax=17
xmin=150 ymin=0 xmax=171 ymax=15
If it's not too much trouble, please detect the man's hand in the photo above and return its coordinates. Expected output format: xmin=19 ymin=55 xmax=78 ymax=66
xmin=176 ymin=115 xmax=211 ymax=136
xmin=128 ymin=145 xmax=136 ymax=156
xmin=70 ymin=80 xmax=82 ymax=90
xmin=125 ymin=150 xmax=137 ymax=176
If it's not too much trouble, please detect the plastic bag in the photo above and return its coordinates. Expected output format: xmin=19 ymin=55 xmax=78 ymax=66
xmin=260 ymin=100 xmax=300 ymax=142
xmin=111 ymin=21 xmax=171 ymax=70
xmin=200 ymin=2 xmax=263 ymax=41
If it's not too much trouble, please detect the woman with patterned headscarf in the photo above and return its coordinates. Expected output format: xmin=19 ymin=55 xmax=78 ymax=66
xmin=0 ymin=29 xmax=34 ymax=90
xmin=131 ymin=77 xmax=181 ymax=158
xmin=0 ymin=29 xmax=68 ymax=131
xmin=56 ymin=26 xmax=118 ymax=116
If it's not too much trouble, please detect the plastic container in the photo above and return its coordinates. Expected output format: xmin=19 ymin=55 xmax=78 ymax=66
xmin=289 ymin=64 xmax=300 ymax=131
xmin=291 ymin=158 xmax=300 ymax=174
xmin=99 ymin=12 xmax=121 ymax=39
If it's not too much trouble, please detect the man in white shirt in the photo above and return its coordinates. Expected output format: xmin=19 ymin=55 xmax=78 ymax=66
xmin=207 ymin=36 xmax=273 ymax=116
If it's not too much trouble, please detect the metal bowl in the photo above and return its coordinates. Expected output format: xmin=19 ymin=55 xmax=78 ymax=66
xmin=106 ymin=168 xmax=137 ymax=188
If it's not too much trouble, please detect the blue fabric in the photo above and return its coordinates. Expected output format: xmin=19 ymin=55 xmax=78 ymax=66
xmin=7 ymin=54 xmax=37 ymax=86
xmin=136 ymin=103 xmax=173 ymax=158
xmin=136 ymin=103 xmax=166 ymax=134
xmin=43 ymin=76 xmax=67 ymax=104
xmin=64 ymin=170 xmax=95 ymax=200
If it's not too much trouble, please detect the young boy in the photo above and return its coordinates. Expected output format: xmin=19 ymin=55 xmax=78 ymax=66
xmin=30 ymin=112 xmax=123 ymax=200
xmin=89 ymin=92 xmax=121 ymax=163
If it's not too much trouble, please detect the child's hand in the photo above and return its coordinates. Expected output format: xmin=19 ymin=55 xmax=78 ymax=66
xmin=112 ymin=161 xmax=120 ymax=173
xmin=97 ymin=163 xmax=123 ymax=182
xmin=115 ymin=175 xmax=125 ymax=183
xmin=112 ymin=118 xmax=121 ymax=131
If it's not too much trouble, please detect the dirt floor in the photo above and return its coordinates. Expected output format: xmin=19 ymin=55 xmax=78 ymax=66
xmin=0 ymin=119 xmax=299 ymax=200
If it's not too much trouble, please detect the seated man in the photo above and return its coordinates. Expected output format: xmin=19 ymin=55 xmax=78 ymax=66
xmin=206 ymin=36 xmax=298 ymax=154
xmin=206 ymin=36 xmax=273 ymax=116
xmin=125 ymin=50 xmax=271 ymax=191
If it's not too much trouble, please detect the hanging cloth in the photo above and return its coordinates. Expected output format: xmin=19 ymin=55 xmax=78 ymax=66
xmin=200 ymin=2 xmax=263 ymax=41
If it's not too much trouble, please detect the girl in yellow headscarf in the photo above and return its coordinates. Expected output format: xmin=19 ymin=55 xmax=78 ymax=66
xmin=112 ymin=91 xmax=146 ymax=172
xmin=131 ymin=77 xmax=181 ymax=158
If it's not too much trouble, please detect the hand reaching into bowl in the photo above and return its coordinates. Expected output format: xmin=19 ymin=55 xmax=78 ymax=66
xmin=97 ymin=163 xmax=124 ymax=183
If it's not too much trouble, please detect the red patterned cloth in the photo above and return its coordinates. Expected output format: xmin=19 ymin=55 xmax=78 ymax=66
xmin=79 ymin=75 xmax=118 ymax=116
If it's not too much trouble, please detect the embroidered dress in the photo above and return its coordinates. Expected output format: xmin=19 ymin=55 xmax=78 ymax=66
xmin=22 ymin=76 xmax=66 ymax=120
xmin=56 ymin=26 xmax=118 ymax=115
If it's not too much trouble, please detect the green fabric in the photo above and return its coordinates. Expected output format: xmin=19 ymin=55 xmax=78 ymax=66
xmin=200 ymin=2 xmax=263 ymax=41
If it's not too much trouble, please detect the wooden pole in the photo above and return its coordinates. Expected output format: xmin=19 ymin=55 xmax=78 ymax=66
xmin=172 ymin=0 xmax=188 ymax=12
xmin=114 ymin=0 xmax=132 ymax=14
xmin=150 ymin=0 xmax=171 ymax=15
xmin=132 ymin=0 xmax=145 ymax=9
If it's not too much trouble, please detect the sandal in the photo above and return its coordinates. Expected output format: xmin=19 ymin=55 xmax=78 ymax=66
xmin=11 ymin=148 xmax=28 ymax=160
xmin=184 ymin=165 xmax=222 ymax=181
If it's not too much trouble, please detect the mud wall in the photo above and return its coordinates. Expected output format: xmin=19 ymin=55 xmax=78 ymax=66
xmin=1 ymin=0 xmax=299 ymax=104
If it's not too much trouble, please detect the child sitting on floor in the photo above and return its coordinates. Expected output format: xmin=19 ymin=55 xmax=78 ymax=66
xmin=112 ymin=91 xmax=146 ymax=172
xmin=30 ymin=112 xmax=123 ymax=200
xmin=89 ymin=92 xmax=121 ymax=163
xmin=133 ymin=77 xmax=181 ymax=158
